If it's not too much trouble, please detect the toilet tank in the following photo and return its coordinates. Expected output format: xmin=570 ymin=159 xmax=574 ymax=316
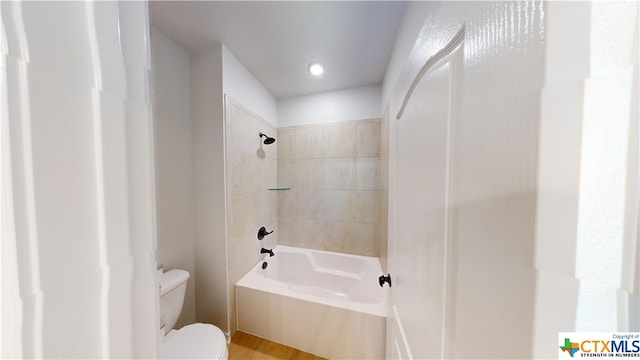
xmin=160 ymin=269 xmax=190 ymax=335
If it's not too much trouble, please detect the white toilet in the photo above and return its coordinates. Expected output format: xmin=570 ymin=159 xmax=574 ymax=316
xmin=159 ymin=269 xmax=228 ymax=359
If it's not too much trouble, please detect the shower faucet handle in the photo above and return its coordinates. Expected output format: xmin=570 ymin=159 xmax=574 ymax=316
xmin=257 ymin=226 xmax=273 ymax=240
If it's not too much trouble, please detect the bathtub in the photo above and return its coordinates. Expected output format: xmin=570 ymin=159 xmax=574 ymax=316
xmin=236 ymin=245 xmax=387 ymax=359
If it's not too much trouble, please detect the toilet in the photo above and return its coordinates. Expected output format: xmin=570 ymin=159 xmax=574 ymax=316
xmin=159 ymin=269 xmax=228 ymax=359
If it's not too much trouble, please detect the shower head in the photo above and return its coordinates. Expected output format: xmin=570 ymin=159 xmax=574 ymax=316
xmin=259 ymin=132 xmax=276 ymax=145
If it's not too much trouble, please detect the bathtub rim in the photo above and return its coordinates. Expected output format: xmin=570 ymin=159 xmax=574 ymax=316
xmin=236 ymin=244 xmax=388 ymax=318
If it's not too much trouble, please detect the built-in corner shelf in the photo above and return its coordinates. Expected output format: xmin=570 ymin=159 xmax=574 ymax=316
xmin=268 ymin=187 xmax=291 ymax=191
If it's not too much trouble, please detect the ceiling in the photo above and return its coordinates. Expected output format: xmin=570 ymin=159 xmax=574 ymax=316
xmin=149 ymin=1 xmax=406 ymax=99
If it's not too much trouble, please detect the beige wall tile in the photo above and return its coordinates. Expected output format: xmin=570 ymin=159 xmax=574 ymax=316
xmin=298 ymin=219 xmax=348 ymax=252
xmin=356 ymin=121 xmax=380 ymax=157
xmin=277 ymin=160 xmax=296 ymax=188
xmin=380 ymin=109 xmax=389 ymax=155
xmin=378 ymin=192 xmax=388 ymax=271
xmin=277 ymin=216 xmax=299 ymax=246
xmin=225 ymin=100 xmax=279 ymax=336
xmin=276 ymin=119 xmax=383 ymax=256
xmin=277 ymin=190 xmax=297 ymax=220
xmin=230 ymin=107 xmax=277 ymax=195
xmin=226 ymin=191 xmax=264 ymax=342
xmin=277 ymin=128 xmax=296 ymax=160
xmin=324 ymin=159 xmax=356 ymax=190
xmin=356 ymin=158 xmax=379 ymax=191
xmin=296 ymin=159 xmax=325 ymax=189
xmin=231 ymin=153 xmax=264 ymax=194
xmin=295 ymin=189 xmax=321 ymax=220
xmin=297 ymin=219 xmax=322 ymax=249
xmin=225 ymin=120 xmax=234 ymax=181
xmin=264 ymin=158 xmax=278 ymax=190
xmin=231 ymin=105 xmax=265 ymax=158
xmin=227 ymin=119 xmax=386 ymax=257
xmin=320 ymin=190 xmax=351 ymax=222
xmin=227 ymin=192 xmax=263 ymax=280
xmin=321 ymin=221 xmax=349 ymax=252
xmin=380 ymin=152 xmax=389 ymax=193
xmin=264 ymin=191 xmax=279 ymax=235
xmin=320 ymin=123 xmax=357 ymax=158
xmin=379 ymin=193 xmax=388 ymax=232
xmin=349 ymin=191 xmax=378 ymax=224
xmin=379 ymin=109 xmax=389 ymax=270
xmin=344 ymin=222 xmax=379 ymax=256
xmin=284 ymin=219 xmax=379 ymax=256
xmin=296 ymin=127 xmax=322 ymax=159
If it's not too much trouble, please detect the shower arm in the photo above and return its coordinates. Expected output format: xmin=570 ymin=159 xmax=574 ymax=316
xmin=259 ymin=132 xmax=276 ymax=145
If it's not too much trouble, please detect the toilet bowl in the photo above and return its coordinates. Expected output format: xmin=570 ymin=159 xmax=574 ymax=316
xmin=160 ymin=269 xmax=228 ymax=359
xmin=161 ymin=323 xmax=228 ymax=359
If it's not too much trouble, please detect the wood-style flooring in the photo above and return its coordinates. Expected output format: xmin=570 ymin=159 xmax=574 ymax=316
xmin=229 ymin=331 xmax=326 ymax=360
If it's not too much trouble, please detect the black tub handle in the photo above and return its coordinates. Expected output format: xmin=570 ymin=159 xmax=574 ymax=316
xmin=379 ymin=274 xmax=392 ymax=287
xmin=257 ymin=226 xmax=273 ymax=240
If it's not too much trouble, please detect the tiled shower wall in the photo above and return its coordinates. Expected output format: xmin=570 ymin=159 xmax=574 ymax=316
xmin=277 ymin=119 xmax=381 ymax=256
xmin=225 ymin=98 xmax=278 ymax=336
xmin=379 ymin=108 xmax=389 ymax=271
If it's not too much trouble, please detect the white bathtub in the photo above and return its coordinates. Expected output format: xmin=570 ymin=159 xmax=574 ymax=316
xmin=236 ymin=245 xmax=388 ymax=359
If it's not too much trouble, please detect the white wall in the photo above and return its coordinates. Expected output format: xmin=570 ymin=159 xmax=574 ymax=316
xmin=381 ymin=1 xmax=430 ymax=109
xmin=190 ymin=45 xmax=229 ymax=334
xmin=278 ymin=85 xmax=381 ymax=127
xmin=190 ymin=43 xmax=279 ymax=337
xmin=148 ymin=38 xmax=277 ymax=337
xmin=222 ymin=45 xmax=381 ymax=129
xmin=2 ymin=1 xmax=158 ymax=358
xmin=222 ymin=45 xmax=277 ymax=126
xmin=150 ymin=27 xmax=196 ymax=328
xmin=533 ymin=2 xmax=640 ymax=357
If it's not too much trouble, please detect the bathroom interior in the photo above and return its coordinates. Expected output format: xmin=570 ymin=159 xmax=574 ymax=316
xmin=2 ymin=1 xmax=639 ymax=359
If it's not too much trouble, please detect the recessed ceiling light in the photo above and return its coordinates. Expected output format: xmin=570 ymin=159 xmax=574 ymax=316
xmin=308 ymin=62 xmax=324 ymax=77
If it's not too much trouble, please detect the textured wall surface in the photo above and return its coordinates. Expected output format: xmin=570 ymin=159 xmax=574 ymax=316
xmin=386 ymin=1 xmax=639 ymax=359
xmin=225 ymin=98 xmax=278 ymax=337
xmin=447 ymin=4 xmax=543 ymax=357
xmin=386 ymin=1 xmax=545 ymax=359
xmin=2 ymin=1 xmax=158 ymax=358
xmin=277 ymin=119 xmax=381 ymax=256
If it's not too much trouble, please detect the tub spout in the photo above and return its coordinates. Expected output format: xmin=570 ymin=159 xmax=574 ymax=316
xmin=261 ymin=248 xmax=274 ymax=257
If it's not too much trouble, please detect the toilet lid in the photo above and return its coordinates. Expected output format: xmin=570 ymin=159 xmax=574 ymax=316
xmin=161 ymin=323 xmax=228 ymax=359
